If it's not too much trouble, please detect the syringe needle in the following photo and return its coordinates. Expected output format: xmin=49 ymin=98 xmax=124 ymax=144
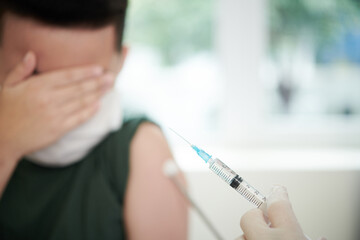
xmin=169 ymin=128 xmax=212 ymax=163
xmin=168 ymin=128 xmax=192 ymax=146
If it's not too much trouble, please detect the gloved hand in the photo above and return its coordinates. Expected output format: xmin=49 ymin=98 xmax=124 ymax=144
xmin=236 ymin=185 xmax=327 ymax=240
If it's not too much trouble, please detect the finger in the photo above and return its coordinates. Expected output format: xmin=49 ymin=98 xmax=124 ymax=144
xmin=235 ymin=234 xmax=247 ymax=240
xmin=44 ymin=65 xmax=104 ymax=88
xmin=56 ymin=73 xmax=114 ymax=105
xmin=240 ymin=208 xmax=268 ymax=240
xmin=60 ymin=89 xmax=104 ymax=117
xmin=4 ymin=51 xmax=36 ymax=87
xmin=317 ymin=237 xmax=327 ymax=240
xmin=62 ymin=102 xmax=100 ymax=132
xmin=267 ymin=185 xmax=299 ymax=229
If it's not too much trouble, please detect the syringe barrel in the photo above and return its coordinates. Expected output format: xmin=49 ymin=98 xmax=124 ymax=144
xmin=208 ymin=158 xmax=238 ymax=184
xmin=230 ymin=177 xmax=266 ymax=209
xmin=208 ymin=158 xmax=266 ymax=209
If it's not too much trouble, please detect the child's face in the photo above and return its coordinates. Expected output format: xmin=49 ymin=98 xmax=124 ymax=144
xmin=0 ymin=12 xmax=124 ymax=82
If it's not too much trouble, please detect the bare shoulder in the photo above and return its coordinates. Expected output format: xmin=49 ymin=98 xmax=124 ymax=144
xmin=131 ymin=122 xmax=168 ymax=151
xmin=130 ymin=122 xmax=172 ymax=166
xmin=124 ymin=122 xmax=188 ymax=240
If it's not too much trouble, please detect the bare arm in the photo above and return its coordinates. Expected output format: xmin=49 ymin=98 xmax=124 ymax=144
xmin=124 ymin=123 xmax=188 ymax=240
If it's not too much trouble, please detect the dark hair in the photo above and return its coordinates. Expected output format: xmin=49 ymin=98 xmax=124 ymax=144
xmin=0 ymin=0 xmax=128 ymax=51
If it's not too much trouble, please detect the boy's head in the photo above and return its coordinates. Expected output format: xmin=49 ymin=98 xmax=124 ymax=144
xmin=0 ymin=0 xmax=128 ymax=79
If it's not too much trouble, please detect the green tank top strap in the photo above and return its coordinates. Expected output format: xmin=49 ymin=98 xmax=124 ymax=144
xmin=97 ymin=116 xmax=151 ymax=202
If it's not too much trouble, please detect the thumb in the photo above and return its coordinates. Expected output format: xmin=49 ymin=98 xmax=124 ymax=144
xmin=4 ymin=51 xmax=36 ymax=87
xmin=235 ymin=234 xmax=247 ymax=240
xmin=267 ymin=185 xmax=299 ymax=229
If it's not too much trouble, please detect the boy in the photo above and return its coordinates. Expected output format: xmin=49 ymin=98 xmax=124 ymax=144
xmin=0 ymin=0 xmax=188 ymax=239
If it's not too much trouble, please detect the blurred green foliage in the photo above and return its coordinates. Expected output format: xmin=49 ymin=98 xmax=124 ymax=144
xmin=124 ymin=0 xmax=360 ymax=65
xmin=269 ymin=0 xmax=360 ymax=53
xmin=124 ymin=0 xmax=214 ymax=65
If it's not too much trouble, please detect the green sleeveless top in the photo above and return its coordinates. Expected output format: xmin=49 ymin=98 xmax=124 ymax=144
xmin=0 ymin=117 xmax=148 ymax=240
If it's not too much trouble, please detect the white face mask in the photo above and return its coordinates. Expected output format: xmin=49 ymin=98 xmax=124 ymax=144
xmin=26 ymin=88 xmax=123 ymax=167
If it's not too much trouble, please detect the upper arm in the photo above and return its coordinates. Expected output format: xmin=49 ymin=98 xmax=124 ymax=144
xmin=124 ymin=122 xmax=188 ymax=240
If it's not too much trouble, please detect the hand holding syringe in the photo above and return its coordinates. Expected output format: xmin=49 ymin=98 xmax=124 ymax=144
xmin=168 ymin=128 xmax=314 ymax=240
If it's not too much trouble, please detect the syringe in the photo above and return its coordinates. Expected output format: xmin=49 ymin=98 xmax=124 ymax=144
xmin=170 ymin=129 xmax=267 ymax=212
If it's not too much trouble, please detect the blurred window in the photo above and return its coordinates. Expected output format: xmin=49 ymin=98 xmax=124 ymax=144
xmin=265 ymin=0 xmax=360 ymax=116
xmin=118 ymin=0 xmax=220 ymax=141
xmin=119 ymin=0 xmax=360 ymax=147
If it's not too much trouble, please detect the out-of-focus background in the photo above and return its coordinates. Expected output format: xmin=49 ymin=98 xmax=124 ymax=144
xmin=117 ymin=0 xmax=360 ymax=239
